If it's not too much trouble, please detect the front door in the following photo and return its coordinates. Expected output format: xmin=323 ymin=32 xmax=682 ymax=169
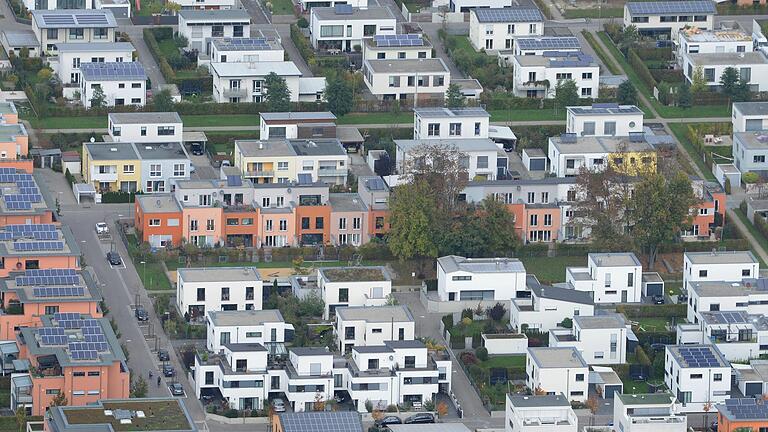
xmin=621 ymin=291 xmax=628 ymax=303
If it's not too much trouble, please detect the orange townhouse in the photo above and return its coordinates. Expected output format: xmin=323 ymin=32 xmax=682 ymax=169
xmin=0 ymin=101 xmax=19 ymax=125
xmin=0 ymin=269 xmax=102 ymax=341
xmin=506 ymin=203 xmax=561 ymax=243
xmin=357 ymin=176 xmax=390 ymax=242
xmin=0 ymin=102 xmax=33 ymax=173
xmin=135 ymin=195 xmax=183 ymax=248
xmin=0 ymin=172 xmax=55 ymax=226
xmin=295 ymin=195 xmax=331 ymax=246
xmin=13 ymin=314 xmax=129 ymax=416
xmin=222 ymin=205 xmax=260 ymax=248
xmin=716 ymin=398 xmax=768 ymax=432
xmin=686 ymin=180 xmax=726 ymax=239
xmin=0 ymin=224 xmax=80 ymax=278
xmin=329 ymin=193 xmax=368 ymax=247
xmin=258 ymin=207 xmax=294 ymax=248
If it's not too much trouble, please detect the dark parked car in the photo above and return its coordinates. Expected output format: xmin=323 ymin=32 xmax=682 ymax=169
xmin=162 ymin=364 xmax=175 ymax=377
xmin=107 ymin=251 xmax=121 ymax=266
xmin=170 ymin=383 xmax=184 ymax=396
xmin=190 ymin=143 xmax=204 ymax=156
xmin=404 ymin=413 xmax=435 ymax=424
xmin=678 ymin=293 xmax=688 ymax=303
xmin=375 ymin=416 xmax=402 ymax=427
xmin=135 ymin=307 xmax=149 ymax=321
xmin=652 ymin=295 xmax=665 ymax=305
xmin=158 ymin=349 xmax=170 ymax=361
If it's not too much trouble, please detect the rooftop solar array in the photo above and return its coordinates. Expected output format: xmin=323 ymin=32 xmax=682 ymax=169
xmin=71 ymin=350 xmax=98 ymax=360
xmin=57 ymin=318 xmax=100 ymax=329
xmin=374 ymin=34 xmax=424 ymax=47
xmin=214 ymin=37 xmax=274 ymax=51
xmin=474 ymin=7 xmax=544 ymax=23
xmin=0 ymin=172 xmax=42 ymax=211
xmin=278 ymin=412 xmax=362 ymax=432
xmin=569 ymin=104 xmax=643 ymax=115
xmin=80 ymin=62 xmax=147 ymax=81
xmin=20 ymin=274 xmax=80 ymax=286
xmin=41 ymin=335 xmax=68 ymax=345
xmin=677 ymin=346 xmax=725 ymax=368
xmin=297 ymin=173 xmax=313 ymax=185
xmin=517 ymin=37 xmax=580 ymax=51
xmin=626 ymin=0 xmax=716 ymax=15
xmin=547 ymin=51 xmax=595 ymax=68
xmin=226 ymin=175 xmax=242 ymax=187
xmin=53 ymin=312 xmax=80 ymax=321
xmin=33 ymin=286 xmax=85 ymax=298
xmin=13 ymin=241 xmax=64 ymax=251
xmin=33 ymin=10 xmax=117 ymax=28
xmin=25 ymin=269 xmax=76 ymax=277
xmin=38 ymin=327 xmax=65 ymax=336
xmin=334 ymin=3 xmax=353 ymax=14
xmin=723 ymin=398 xmax=768 ymax=420
xmin=69 ymin=341 xmax=109 ymax=352
xmin=704 ymin=311 xmax=748 ymax=324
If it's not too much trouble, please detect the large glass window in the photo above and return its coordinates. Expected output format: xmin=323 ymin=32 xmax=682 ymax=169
xmin=320 ymin=25 xmax=344 ymax=37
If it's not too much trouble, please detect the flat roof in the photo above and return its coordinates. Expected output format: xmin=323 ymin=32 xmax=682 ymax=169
xmin=312 ymin=5 xmax=394 ymax=20
xmin=133 ymin=142 xmax=189 ymax=160
xmin=31 ymin=9 xmax=117 ymax=28
xmin=0 ymin=102 xmax=18 ymax=116
xmin=109 ymin=112 xmax=182 ymax=124
xmin=80 ymin=62 xmax=146 ymax=81
xmin=319 ymin=266 xmax=390 ymax=282
xmin=395 ymin=138 xmax=500 ymax=153
xmin=22 ymin=314 xmax=124 ymax=367
xmin=527 ymin=347 xmax=588 ymax=369
xmin=385 ymin=340 xmax=425 ymax=349
xmin=55 ymin=42 xmax=134 ymax=52
xmin=438 ymin=255 xmax=525 ymax=274
xmin=507 ymin=394 xmax=570 ymax=408
xmin=2 ymin=30 xmax=39 ymax=47
xmin=688 ymin=51 xmax=768 ymax=66
xmin=208 ymin=309 xmax=284 ymax=327
xmin=516 ymin=36 xmax=580 ymax=51
xmin=328 ymin=193 xmax=367 ymax=212
xmin=567 ymin=103 xmax=643 ymax=116
xmin=235 ymin=139 xmax=294 ymax=157
xmin=514 ymin=51 xmax=596 ymax=68
xmin=136 ymin=194 xmax=181 ymax=214
xmin=685 ymin=250 xmax=757 ymax=265
xmin=666 ymin=344 xmax=730 ymax=368
xmin=550 ymin=134 xmax=655 ymax=154
xmin=336 ymin=305 xmax=413 ymax=322
xmin=289 ymin=139 xmax=345 ymax=156
xmin=0 ymin=269 xmax=102 ymax=304
xmin=735 ymin=131 xmax=768 ymax=150
xmin=574 ymin=313 xmax=625 ymax=329
xmin=616 ymin=392 xmax=675 ymax=406
xmin=414 ymin=107 xmax=489 ymax=119
xmin=388 ymin=425 xmax=470 ymax=432
xmin=0 ymin=225 xmax=80 ymax=257
xmin=260 ymin=111 xmax=336 ymax=122
xmin=689 ymin=278 xmax=768 ymax=297
xmin=353 ymin=345 xmax=394 ymax=354
xmin=365 ymin=58 xmax=449 ymax=74
xmin=178 ymin=9 xmax=251 ymax=21
xmin=178 ymin=267 xmax=261 ymax=283
xmin=590 ymin=252 xmax=641 ymax=267
xmin=734 ymin=101 xmax=768 ymax=116
xmin=473 ymin=7 xmax=543 ymax=22
xmin=680 ymin=28 xmax=751 ymax=42
xmin=50 ymin=399 xmax=196 ymax=432
xmin=211 ymin=37 xmax=282 ymax=51
xmin=291 ymin=347 xmax=331 ymax=356
xmin=625 ymin=0 xmax=716 ymax=16
xmin=0 ymin=124 xmax=25 ymax=143
xmin=210 ymin=61 xmax=302 ymax=77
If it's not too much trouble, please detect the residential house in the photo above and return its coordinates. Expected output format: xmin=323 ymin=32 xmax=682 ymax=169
xmin=362 ymin=33 xmax=432 ymax=61
xmin=449 ymin=0 xmax=513 ymax=12
xmin=468 ymin=7 xmax=544 ymax=52
xmin=300 ymin=0 xmax=368 ymax=11
xmin=0 ymin=102 xmax=19 ymax=125
xmin=0 ymin=170 xmax=55 ymax=225
xmin=328 ymin=193 xmax=367 ymax=247
xmin=676 ymin=310 xmax=766 ymax=361
xmin=525 ymin=347 xmax=589 ymax=402
xmin=43 ymin=399 xmax=196 ymax=432
xmin=23 ymin=0 xmax=91 ymax=10
xmin=0 ymin=224 xmax=81 ymax=278
xmin=1 ymin=30 xmax=40 ymax=58
xmin=677 ymin=26 xmax=752 ymax=66
xmin=134 ymin=195 xmax=182 ymax=248
xmin=716 ymin=398 xmax=768 ymax=432
xmin=395 ymin=139 xmax=507 ymax=180
xmin=505 ymin=394 xmax=578 ymax=432
xmin=108 ymin=112 xmax=183 ymax=144
xmin=733 ymin=130 xmax=768 ymax=172
xmin=0 ymin=123 xmax=29 ymax=163
xmin=513 ymin=36 xmax=580 ymax=56
xmin=79 ymin=62 xmax=146 ymax=108
xmin=31 ymin=10 xmax=117 ymax=55
xmin=259 ymin=112 xmax=337 ymax=140
xmin=210 ymin=61 xmax=305 ymax=103
xmin=362 ymin=58 xmax=450 ymax=101
xmin=683 ymin=250 xmax=758 ymax=298
xmin=732 ymin=101 xmax=768 ymax=132
xmin=664 ymin=344 xmax=731 ymax=412
xmin=412 ymin=107 xmax=490 ymax=140
xmin=549 ymin=313 xmax=629 ymax=364
xmin=687 ymin=278 xmax=768 ymax=326
xmin=613 ymin=393 xmax=687 ymax=432
xmin=309 ymin=5 xmax=396 ymax=52
xmin=52 ymin=42 xmax=135 ymax=89
xmin=177 ymin=10 xmax=251 ymax=53
xmin=623 ymin=0 xmax=716 ymax=40
xmin=511 ymin=280 xmax=595 ymax=332
xmin=565 ymin=104 xmax=644 ymax=137
xmin=547 ymin=133 xmax=657 ymax=177
xmin=176 ymin=267 xmax=263 ymax=319
xmin=168 ymin=0 xmax=236 ymax=11
xmin=682 ymin=51 xmax=768 ymax=92
xmin=357 ymin=176 xmax=389 ymax=241
xmin=334 ymin=305 xmax=415 ymax=353
xmin=317 ymin=266 xmax=391 ymax=319
xmin=512 ymin=51 xmax=599 ymax=99
xmin=206 ymin=37 xmax=284 ymax=65
xmin=436 ymin=255 xmax=528 ymax=302
xmin=205 ymin=309 xmax=293 ymax=353
xmin=133 ymin=142 xmax=191 ymax=193
xmin=233 ymin=138 xmax=348 ymax=185
xmin=565 ymin=253 xmax=643 ymax=304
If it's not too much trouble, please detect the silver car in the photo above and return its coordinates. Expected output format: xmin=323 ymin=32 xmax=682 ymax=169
xmin=272 ymin=398 xmax=286 ymax=412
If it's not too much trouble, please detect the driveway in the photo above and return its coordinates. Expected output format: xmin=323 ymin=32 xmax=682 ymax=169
xmin=120 ymin=25 xmax=166 ymax=87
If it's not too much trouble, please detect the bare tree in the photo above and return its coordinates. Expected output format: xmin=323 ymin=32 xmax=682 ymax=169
xmin=401 ymin=142 xmax=469 ymax=214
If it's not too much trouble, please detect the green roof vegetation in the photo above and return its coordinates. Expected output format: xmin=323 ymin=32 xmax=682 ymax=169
xmin=62 ymin=400 xmax=192 ymax=431
xmin=321 ymin=267 xmax=388 ymax=282
xmin=616 ymin=392 xmax=673 ymax=405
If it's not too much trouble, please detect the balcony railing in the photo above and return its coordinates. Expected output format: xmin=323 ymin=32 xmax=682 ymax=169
xmin=630 ymin=415 xmax=686 ymax=424
xmin=223 ymin=88 xmax=248 ymax=98
xmin=517 ymin=81 xmax=548 ymax=90
xmin=245 ymin=170 xmax=275 ymax=178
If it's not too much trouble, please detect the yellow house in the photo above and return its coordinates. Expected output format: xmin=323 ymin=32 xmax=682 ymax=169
xmin=234 ymin=139 xmax=348 ymax=185
xmin=82 ymin=142 xmax=141 ymax=193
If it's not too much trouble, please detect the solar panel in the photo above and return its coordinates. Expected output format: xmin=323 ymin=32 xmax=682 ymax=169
xmin=517 ymin=37 xmax=581 ymax=52
xmin=366 ymin=178 xmax=386 ymax=191
xmin=54 ymin=312 xmax=80 ymax=321
xmin=677 ymin=346 xmax=724 ymax=367
xmin=374 ymin=34 xmax=425 ymax=47
xmin=58 ymin=319 xmax=84 ymax=329
xmin=80 ymin=62 xmax=146 ymax=81
xmin=626 ymin=0 xmax=716 ymax=15
xmin=334 ymin=3 xmax=353 ymax=14
xmin=84 ymin=334 xmax=106 ymax=342
xmin=227 ymin=175 xmax=242 ymax=187
xmin=71 ymin=350 xmax=98 ymax=360
xmin=82 ymin=326 xmax=103 ymax=335
xmin=17 ymin=275 xmax=80 ymax=286
xmin=474 ymin=7 xmax=544 ymax=23
xmin=6 ymin=202 xmax=31 ymax=210
xmin=25 ymin=269 xmax=76 ymax=277
xmin=297 ymin=173 xmax=312 ymax=185
xmin=41 ymin=335 xmax=68 ymax=345
xmin=38 ymin=327 xmax=65 ymax=336
xmin=82 ymin=319 xmax=100 ymax=327
xmin=69 ymin=342 xmax=108 ymax=352
xmin=33 ymin=286 xmax=85 ymax=297
xmin=8 ymin=224 xmax=56 ymax=233
xmin=0 ymin=168 xmax=17 ymax=174
xmin=13 ymin=241 xmax=65 ymax=251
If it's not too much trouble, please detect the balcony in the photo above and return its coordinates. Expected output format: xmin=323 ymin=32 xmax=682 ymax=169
xmin=517 ymin=81 xmax=549 ymax=90
xmin=317 ymin=168 xmax=347 ymax=177
xmin=245 ymin=170 xmax=275 ymax=178
xmin=91 ymin=169 xmax=118 ymax=182
xmin=223 ymin=88 xmax=248 ymax=99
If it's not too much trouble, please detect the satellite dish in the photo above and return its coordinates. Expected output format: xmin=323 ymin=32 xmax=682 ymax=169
xmin=89 ymin=137 xmax=95 ymax=143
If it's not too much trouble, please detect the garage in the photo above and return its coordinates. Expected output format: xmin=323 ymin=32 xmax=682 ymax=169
xmin=642 ymin=272 xmax=665 ymax=297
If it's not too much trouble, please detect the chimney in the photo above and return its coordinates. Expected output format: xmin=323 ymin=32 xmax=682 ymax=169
xmin=259 ymin=142 xmax=264 ymax=150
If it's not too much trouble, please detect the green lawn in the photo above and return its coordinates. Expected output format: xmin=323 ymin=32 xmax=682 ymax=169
xmin=337 ymin=112 xmax=414 ymax=125
xmin=126 ymin=235 xmax=173 ymax=291
xmin=489 ymin=109 xmax=564 ymax=122
xmin=518 ymin=255 xmax=585 ymax=284
xmin=620 ymin=378 xmax=649 ymax=394
xmin=664 ymin=280 xmax=682 ymax=297
xmin=564 ymin=7 xmax=622 ymax=18
xmin=633 ymin=317 xmax=671 ymax=332
xmin=667 ymin=123 xmax=716 ymax=181
xmin=133 ymin=0 xmax=164 ymax=16
xmin=734 ymin=208 xmax=768 ymax=253
xmin=0 ymin=417 xmax=43 ymax=432
xmin=27 ymin=114 xmax=260 ymax=129
xmin=268 ymin=0 xmax=295 ymax=14
xmin=480 ymin=355 xmax=525 ymax=369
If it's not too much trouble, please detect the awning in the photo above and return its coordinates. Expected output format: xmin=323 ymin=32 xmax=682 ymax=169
xmin=183 ymin=131 xmax=208 ymax=143
xmin=627 ymin=328 xmax=639 ymax=342
xmin=11 ymin=374 xmax=32 ymax=388
xmin=12 ymin=359 xmax=30 ymax=371
xmin=0 ymin=341 xmax=19 ymax=356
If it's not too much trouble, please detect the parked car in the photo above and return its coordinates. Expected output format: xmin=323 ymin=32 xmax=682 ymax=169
xmin=652 ymin=295 xmax=665 ymax=305
xmin=158 ymin=349 xmax=170 ymax=361
xmin=95 ymin=222 xmax=109 ymax=234
xmin=404 ymin=413 xmax=435 ymax=424
xmin=375 ymin=416 xmax=402 ymax=427
xmin=162 ymin=364 xmax=175 ymax=377
xmin=170 ymin=383 xmax=184 ymax=396
xmin=221 ymin=160 xmax=231 ymax=167
xmin=272 ymin=398 xmax=286 ymax=412
xmin=678 ymin=293 xmax=688 ymax=303
xmin=107 ymin=251 xmax=121 ymax=266
xmin=190 ymin=143 xmax=204 ymax=156
xmin=135 ymin=307 xmax=149 ymax=321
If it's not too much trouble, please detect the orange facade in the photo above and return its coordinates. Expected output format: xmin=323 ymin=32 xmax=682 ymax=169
xmin=0 ymin=295 xmax=101 ymax=340
xmin=0 ymin=160 xmax=33 ymax=173
xmin=367 ymin=209 xmax=389 ymax=241
xmin=0 ymin=255 xmax=79 ymax=278
xmin=0 ymin=210 xmax=55 ymax=227
xmin=135 ymin=203 xmax=183 ymax=247
xmin=690 ymin=191 xmax=726 ymax=238
xmin=718 ymin=411 xmax=768 ymax=432
xmin=222 ymin=209 xmax=260 ymax=247
xmin=295 ymin=205 xmax=331 ymax=245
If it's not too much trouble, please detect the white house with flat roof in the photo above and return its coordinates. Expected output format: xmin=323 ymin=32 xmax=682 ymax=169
xmin=511 ymin=282 xmax=595 ymax=332
xmin=526 ymin=347 xmax=589 ymax=402
xmin=395 ymin=139 xmax=506 ymax=181
xmin=677 ymin=310 xmax=766 ymax=361
xmin=549 ymin=313 xmax=629 ymax=364
xmin=547 ymin=133 xmax=656 ymax=177
xmin=468 ymin=7 xmax=543 ymax=53
xmin=614 ymin=393 xmax=687 ymax=432
xmin=565 ymin=104 xmax=644 ymax=137
xmin=169 ymin=0 xmax=236 ymax=11
xmin=259 ymin=111 xmax=337 ymax=140
xmin=623 ymin=0 xmax=716 ymax=40
xmin=31 ymin=10 xmax=118 ymax=55
xmin=108 ymin=112 xmax=183 ymax=144
xmin=207 ymin=37 xmax=284 ymax=64
xmin=315 ymin=266 xmax=392 ymax=319
xmin=79 ymin=62 xmax=146 ymax=108
xmin=437 ymin=255 xmax=528 ymax=302
xmin=664 ymin=344 xmax=731 ymax=413
xmin=733 ymin=101 xmax=768 ymax=133
xmin=362 ymin=58 xmax=450 ymax=101
xmin=683 ymin=250 xmax=758 ymax=292
xmin=413 ymin=107 xmax=490 ymax=140
xmin=514 ymin=36 xmax=581 ymax=56
xmin=677 ymin=27 xmax=752 ymax=65
xmin=505 ymin=394 xmax=578 ymax=432
xmin=135 ymin=142 xmax=191 ymax=193
xmin=177 ymin=267 xmax=263 ymax=320
xmin=565 ymin=253 xmax=643 ymax=303
xmin=53 ymin=42 xmax=135 ymax=87
xmin=733 ymin=131 xmax=768 ymax=172
xmin=206 ymin=309 xmax=294 ymax=353
xmin=362 ymin=34 xmax=432 ymax=61
xmin=210 ymin=61 xmax=304 ymax=103
xmin=512 ymin=51 xmax=599 ymax=99
xmin=309 ymin=5 xmax=396 ymax=52
xmin=335 ymin=305 xmax=415 ymax=353
xmin=234 ymin=138 xmax=348 ymax=185
xmin=682 ymin=50 xmax=768 ymax=92
xmin=449 ymin=0 xmax=512 ymax=12
xmin=177 ymin=10 xmax=251 ymax=53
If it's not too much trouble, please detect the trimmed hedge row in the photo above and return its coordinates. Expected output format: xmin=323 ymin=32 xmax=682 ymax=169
xmin=629 ymin=48 xmax=657 ymax=92
xmin=143 ymin=27 xmax=213 ymax=93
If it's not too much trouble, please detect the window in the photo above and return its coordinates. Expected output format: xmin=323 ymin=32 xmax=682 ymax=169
xmin=301 ymin=218 xmax=310 ymax=229
xmin=189 ymin=219 xmax=198 ymax=231
xmin=279 ymin=219 xmax=287 ymax=231
xmin=477 ymin=156 xmax=488 ymax=169
xmin=74 ymin=372 xmax=85 ymax=377
xmin=150 ymin=164 xmax=161 ymax=177
xmin=277 ymin=161 xmax=288 ymax=171
xmin=69 ymin=29 xmax=84 ymax=40
xmin=527 ymin=192 xmax=535 ymax=203
xmin=246 ymin=286 xmax=254 ymax=300
xmin=704 ymin=68 xmax=715 ymax=82
xmin=47 ymin=29 xmax=58 ymax=39
xmin=543 ymin=214 xmax=552 ymax=226
xmin=353 ymin=217 xmax=361 ymax=230
xmin=46 ymin=389 xmax=60 ymax=395
xmin=541 ymin=192 xmax=549 ymax=203
xmin=375 ymin=217 xmax=385 ymax=230
xmin=339 ymin=288 xmax=349 ymax=302
xmin=714 ymin=373 xmax=722 ymax=381
xmin=755 ymin=155 xmax=765 ymax=163
xmin=123 ymin=164 xmax=134 ymax=173
xmin=221 ymin=287 xmax=230 ymax=301
xmin=740 ymin=67 xmax=752 ymax=82
xmin=699 ymin=270 xmax=707 ymax=277
xmin=575 ymin=374 xmax=584 ymax=382
xmin=173 ymin=164 xmax=185 ymax=177
xmin=530 ymin=214 xmax=538 ymax=226
xmin=582 ymin=72 xmax=592 ymax=80
xmin=226 ymin=218 xmax=239 ymax=226
xmin=529 ymin=23 xmax=536 ymax=33
xmin=265 ymin=220 xmax=273 ymax=231
xmin=158 ymin=126 xmax=175 ymax=136
xmin=339 ymin=218 xmax=347 ymax=230
xmin=508 ymin=24 xmax=515 ymax=34
xmin=428 ymin=123 xmax=440 ymax=136
xmin=45 ymin=305 xmax=59 ymax=314
xmin=206 ymin=219 xmax=215 ymax=231
xmin=377 ymin=52 xmax=385 ymax=59
xmin=627 ymin=273 xmax=634 ymax=287
xmin=581 ymin=88 xmax=592 ymax=97
xmin=149 ymin=219 xmax=161 ymax=226
xmin=88 ymin=371 xmax=100 ymax=377
xmin=315 ymin=217 xmax=324 ymax=229
xmin=140 ymin=127 xmax=147 ymax=136
xmin=743 ymin=269 xmax=752 ymax=277
xmin=449 ymin=123 xmax=462 ymax=136
xmin=118 ymin=83 xmax=125 ymax=89
xmin=710 ymin=304 xmax=720 ymax=311
xmin=452 ymin=275 xmax=471 ymax=281
xmin=131 ymin=83 xmax=141 ymax=88
xmin=690 ymin=374 xmax=703 ymax=379
xmin=131 ymin=98 xmax=141 ymax=104
xmin=368 ymin=359 xmax=379 ymax=369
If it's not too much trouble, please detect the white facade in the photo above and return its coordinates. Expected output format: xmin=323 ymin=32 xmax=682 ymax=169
xmin=547 ymin=134 xmax=655 ymax=178
xmin=54 ymin=43 xmax=134 ymax=86
xmin=413 ymin=107 xmax=490 ymax=140
xmin=335 ymin=305 xmax=415 ymax=353
xmin=362 ymin=36 xmax=432 ymax=61
xmin=193 ymin=343 xmax=270 ymax=410
xmin=526 ymin=347 xmax=589 ymax=402
xmin=436 ymin=255 xmax=527 ymax=302
xmin=514 ymin=37 xmax=581 ymax=56
xmin=317 ymin=267 xmax=392 ymax=320
xmin=733 ymin=102 xmax=768 ymax=133
xmin=309 ymin=6 xmax=396 ymax=52
xmin=170 ymin=0 xmax=237 ymax=11
xmin=565 ymin=253 xmax=643 ymax=304
xmin=176 ymin=267 xmax=263 ymax=318
xmin=664 ymin=344 xmax=731 ymax=413
xmin=682 ymin=51 xmax=768 ymax=92
xmin=505 ymin=394 xmax=578 ymax=432
xmin=31 ymin=10 xmax=118 ymax=55
xmin=362 ymin=58 xmax=450 ymax=100
xmin=548 ymin=314 xmax=628 ymax=365
xmin=300 ymin=0 xmax=367 ymax=12
xmin=258 ymin=112 xmax=337 ymax=140
xmin=108 ymin=112 xmax=183 ymax=144
xmin=177 ymin=10 xmax=251 ymax=53
xmin=210 ymin=62 xmax=304 ymax=103
xmin=79 ymin=62 xmax=146 ymax=108
xmin=136 ymin=143 xmax=192 ymax=194
xmin=395 ymin=139 xmax=505 ymax=181
xmin=449 ymin=0 xmax=511 ymax=12
xmin=676 ymin=310 xmax=765 ymax=361
xmin=677 ymin=27 xmax=752 ymax=65
xmin=683 ymin=250 xmax=758 ymax=294
xmin=206 ymin=309 xmax=293 ymax=353
xmin=565 ymin=104 xmax=644 ymax=137
xmin=510 ymin=284 xmax=595 ymax=332
xmin=613 ymin=393 xmax=687 ymax=432
xmin=468 ymin=8 xmax=543 ymax=52
xmin=687 ymin=279 xmax=768 ymax=327
xmin=512 ymin=52 xmax=599 ymax=99
xmin=623 ymin=1 xmax=715 ymax=40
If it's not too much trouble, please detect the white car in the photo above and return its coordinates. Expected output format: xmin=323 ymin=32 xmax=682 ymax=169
xmin=95 ymin=222 xmax=109 ymax=234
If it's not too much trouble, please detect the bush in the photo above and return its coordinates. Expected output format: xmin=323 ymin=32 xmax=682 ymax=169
xmin=628 ymin=48 xmax=657 ymax=92
xmin=223 ymin=409 xmax=239 ymax=418
xmin=461 ymin=308 xmax=473 ymax=320
xmin=475 ymin=346 xmax=489 ymax=361
xmin=744 ymin=172 xmax=759 ymax=184
xmin=559 ymin=318 xmax=573 ymax=328
xmin=486 ymin=303 xmax=506 ymax=321
xmin=617 ymin=304 xmax=686 ymax=318
xmin=64 ymin=168 xmax=75 ymax=185
xmin=441 ymin=314 xmax=453 ymax=331
xmin=459 ymin=351 xmax=478 ymax=365
xmin=297 ymin=17 xmax=309 ymax=27
xmin=101 ymin=191 xmax=138 ymax=204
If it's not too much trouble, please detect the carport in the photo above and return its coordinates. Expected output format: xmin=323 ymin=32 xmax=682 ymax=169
xmin=73 ymin=183 xmax=97 ymax=204
xmin=591 ymin=368 xmax=623 ymax=399
xmin=183 ymin=131 xmax=208 ymax=154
